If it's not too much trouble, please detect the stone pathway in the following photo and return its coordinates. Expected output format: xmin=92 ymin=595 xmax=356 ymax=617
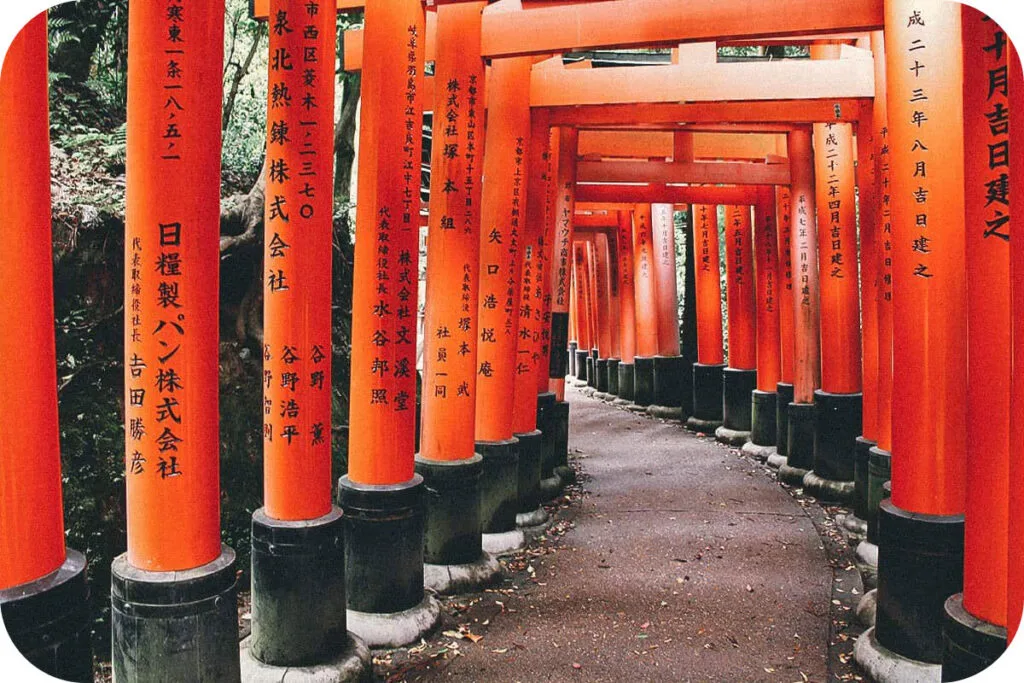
xmin=391 ymin=386 xmax=844 ymax=682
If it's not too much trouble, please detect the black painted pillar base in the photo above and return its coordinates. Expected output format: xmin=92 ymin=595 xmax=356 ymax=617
xmin=844 ymin=436 xmax=875 ymax=537
xmin=875 ymin=499 xmax=965 ymax=665
xmin=633 ymin=356 xmax=655 ymax=406
xmin=686 ymin=362 xmax=724 ymax=433
xmin=575 ymin=349 xmax=589 ymax=381
xmin=0 ymin=549 xmax=91 ymax=682
xmin=568 ymin=341 xmax=578 ymax=377
xmin=722 ymin=368 xmax=756 ymax=430
xmin=550 ymin=400 xmax=573 ymax=484
xmin=867 ymin=447 xmax=892 ymax=545
xmin=941 ymin=593 xmax=1007 ymax=682
xmin=595 ymin=359 xmax=609 ymax=393
xmin=112 ymin=545 xmax=241 ymax=682
xmin=745 ymin=390 xmax=777 ymax=459
xmin=338 ymin=475 xmax=440 ymax=648
xmin=775 ymin=382 xmax=794 ymax=457
xmin=514 ymin=430 xmax=544 ymax=517
xmin=651 ymin=355 xmax=686 ymax=414
xmin=536 ymin=392 xmax=562 ymax=501
xmin=607 ymin=358 xmax=620 ymax=395
xmin=779 ymin=401 xmax=815 ymax=486
xmin=616 ymin=362 xmax=635 ymax=402
xmin=475 ymin=438 xmax=520 ymax=534
xmin=249 ymin=507 xmax=346 ymax=668
xmin=415 ymin=454 xmax=483 ymax=566
xmin=803 ymin=390 xmax=862 ymax=503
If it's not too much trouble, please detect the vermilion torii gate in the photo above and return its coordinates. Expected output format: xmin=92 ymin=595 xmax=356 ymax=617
xmin=2 ymin=1 xmax=1022 ymax=682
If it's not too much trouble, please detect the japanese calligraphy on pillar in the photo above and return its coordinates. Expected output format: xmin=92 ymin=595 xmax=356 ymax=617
xmin=820 ymin=123 xmax=851 ymax=280
xmin=725 ymin=205 xmax=756 ymax=371
xmin=124 ymin=0 xmax=224 ymax=570
xmin=692 ymin=204 xmax=724 ymax=366
xmin=348 ymin=0 xmax=425 ymax=484
xmin=262 ymin=0 xmax=334 ymax=519
xmin=420 ymin=1 xmax=485 ymax=460
xmin=652 ymin=203 xmax=680 ymax=356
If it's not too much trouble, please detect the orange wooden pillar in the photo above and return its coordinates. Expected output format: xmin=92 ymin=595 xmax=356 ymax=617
xmin=514 ymin=111 xmax=556 ymax=515
xmin=779 ymin=127 xmax=821 ymax=484
xmin=547 ymin=128 xmax=578 ymax=400
xmin=717 ymin=204 xmax=757 ymax=444
xmin=856 ymin=0 xmax=968 ymax=669
xmin=475 ymin=55 xmax=533 ymax=549
xmin=1009 ymin=41 xmax=1024 ymax=647
xmin=246 ymin=0 xmax=347 ymax=669
xmin=865 ymin=28 xmax=895 ymax=554
xmin=0 ymin=14 xmax=91 ymax=678
xmin=632 ymin=204 xmax=659 ymax=406
xmin=568 ymin=265 xmax=579 ymax=374
xmin=773 ymin=186 xmax=796 ymax=457
xmin=593 ymin=232 xmax=614 ymax=394
xmin=651 ymin=203 xmax=686 ymax=412
xmin=114 ymin=1 xmax=241 ymax=678
xmin=412 ymin=1 xmax=499 ymax=592
xmin=745 ymin=186 xmax=781 ymax=453
xmin=572 ymin=241 xmax=592 ymax=380
xmin=686 ymin=204 xmax=725 ymax=432
xmin=805 ymin=116 xmax=863 ymax=502
xmin=938 ymin=9 xmax=1012 ymax=674
xmin=340 ymin=0 xmax=438 ymax=644
xmin=581 ymin=238 xmax=599 ymax=386
xmin=851 ymin=102 xmax=880 ymax=533
xmin=615 ymin=210 xmax=639 ymax=400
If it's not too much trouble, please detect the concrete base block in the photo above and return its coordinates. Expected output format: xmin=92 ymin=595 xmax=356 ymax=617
xmin=647 ymin=405 xmax=684 ymax=420
xmin=633 ymin=356 xmax=655 ymax=406
xmin=423 ymin=554 xmax=502 ymax=596
xmin=685 ymin=416 xmax=722 ymax=434
xmin=346 ymin=596 xmax=442 ymax=649
xmin=775 ymin=383 xmax=794 ymax=457
xmin=627 ymin=403 xmax=647 ymax=413
xmin=858 ymin=589 xmax=878 ymax=628
xmin=593 ymin=391 xmax=612 ymax=401
xmin=612 ymin=397 xmax=631 ymax=407
xmin=741 ymin=441 xmax=776 ymax=462
xmin=778 ymin=463 xmax=811 ymax=487
xmin=842 ymin=513 xmax=869 ymax=537
xmin=617 ymin=363 xmax=635 ymax=401
xmin=482 ymin=529 xmax=526 ymax=556
xmin=516 ymin=506 xmax=549 ymax=529
xmin=802 ymin=470 xmax=856 ymax=504
xmin=240 ymin=634 xmax=372 ymax=683
xmin=767 ymin=452 xmax=787 ymax=470
xmin=715 ymin=424 xmax=750 ymax=447
xmin=855 ymin=626 xmax=941 ymax=683
xmin=553 ymin=465 xmax=575 ymax=484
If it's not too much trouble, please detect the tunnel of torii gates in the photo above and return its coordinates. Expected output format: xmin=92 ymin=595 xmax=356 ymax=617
xmin=1 ymin=0 xmax=1023 ymax=682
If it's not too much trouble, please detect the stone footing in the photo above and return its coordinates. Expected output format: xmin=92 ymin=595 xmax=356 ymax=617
xmin=857 ymin=589 xmax=878 ymax=628
xmin=482 ymin=529 xmax=526 ymax=556
xmin=647 ymin=405 xmax=684 ymax=420
xmin=111 ymin=545 xmax=241 ymax=682
xmin=0 ymin=549 xmax=91 ymax=682
xmin=742 ymin=441 xmax=777 ymax=462
xmin=856 ymin=540 xmax=879 ymax=591
xmin=240 ymin=633 xmax=372 ymax=683
xmin=802 ymin=470 xmax=855 ymax=503
xmin=855 ymin=626 xmax=941 ymax=683
xmin=423 ymin=553 xmax=502 ymax=595
xmin=715 ymin=425 xmax=750 ymax=447
xmin=346 ymin=596 xmax=442 ymax=649
xmin=854 ymin=436 xmax=876 ymax=522
xmin=516 ymin=506 xmax=549 ymax=529
xmin=249 ymin=507 xmax=347 ymax=667
xmin=766 ymin=451 xmax=787 ymax=470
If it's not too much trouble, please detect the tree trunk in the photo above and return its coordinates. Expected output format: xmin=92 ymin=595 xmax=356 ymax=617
xmin=334 ymin=72 xmax=361 ymax=199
